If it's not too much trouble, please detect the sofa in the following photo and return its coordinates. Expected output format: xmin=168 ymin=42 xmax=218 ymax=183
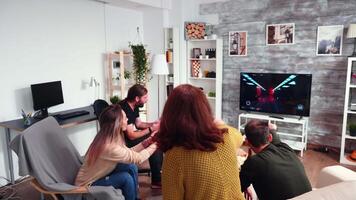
xmin=289 ymin=165 xmax=356 ymax=200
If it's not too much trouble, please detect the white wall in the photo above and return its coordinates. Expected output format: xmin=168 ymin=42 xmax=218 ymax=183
xmin=142 ymin=7 xmax=165 ymax=121
xmin=105 ymin=5 xmax=143 ymax=52
xmin=0 ymin=0 xmax=144 ymax=185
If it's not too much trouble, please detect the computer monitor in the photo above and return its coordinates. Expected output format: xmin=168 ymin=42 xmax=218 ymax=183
xmin=31 ymin=81 xmax=64 ymax=118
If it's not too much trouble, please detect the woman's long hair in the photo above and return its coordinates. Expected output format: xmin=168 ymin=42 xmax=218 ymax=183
xmin=155 ymin=84 xmax=226 ymax=152
xmin=86 ymin=104 xmax=123 ymax=165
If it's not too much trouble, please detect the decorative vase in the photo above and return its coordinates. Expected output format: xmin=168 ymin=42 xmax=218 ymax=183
xmin=191 ymin=60 xmax=201 ymax=77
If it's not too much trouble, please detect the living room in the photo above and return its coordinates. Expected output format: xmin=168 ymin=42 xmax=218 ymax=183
xmin=1 ymin=0 xmax=356 ymax=199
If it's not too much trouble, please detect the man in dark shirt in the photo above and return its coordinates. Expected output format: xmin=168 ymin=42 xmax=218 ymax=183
xmin=119 ymin=84 xmax=163 ymax=189
xmin=240 ymin=119 xmax=311 ymax=200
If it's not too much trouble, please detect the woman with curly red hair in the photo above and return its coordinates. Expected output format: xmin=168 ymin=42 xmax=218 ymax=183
xmin=155 ymin=84 xmax=245 ymax=200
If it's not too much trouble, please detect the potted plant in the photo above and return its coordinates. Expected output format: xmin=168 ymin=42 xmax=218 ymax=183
xmin=130 ymin=43 xmax=149 ymax=84
xmin=112 ymin=70 xmax=131 ymax=84
xmin=349 ymin=123 xmax=356 ymax=136
xmin=110 ymin=95 xmax=121 ymax=104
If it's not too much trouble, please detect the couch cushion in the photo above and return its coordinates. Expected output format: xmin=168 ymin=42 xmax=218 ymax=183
xmin=316 ymin=165 xmax=356 ymax=188
xmin=289 ymin=181 xmax=356 ymax=200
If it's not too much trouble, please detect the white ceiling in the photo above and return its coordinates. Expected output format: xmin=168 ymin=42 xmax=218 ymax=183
xmin=91 ymin=0 xmax=168 ymax=10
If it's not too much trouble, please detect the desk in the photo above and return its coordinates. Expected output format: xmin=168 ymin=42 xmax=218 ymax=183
xmin=0 ymin=106 xmax=97 ymax=184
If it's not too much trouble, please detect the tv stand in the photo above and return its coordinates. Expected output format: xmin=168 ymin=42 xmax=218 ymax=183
xmin=238 ymin=113 xmax=309 ymax=157
xmin=269 ymin=115 xmax=284 ymax=120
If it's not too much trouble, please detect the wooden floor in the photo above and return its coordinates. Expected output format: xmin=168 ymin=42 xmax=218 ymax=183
xmin=138 ymin=149 xmax=356 ymax=200
xmin=3 ymin=149 xmax=356 ymax=200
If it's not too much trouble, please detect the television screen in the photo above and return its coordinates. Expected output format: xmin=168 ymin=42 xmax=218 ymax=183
xmin=31 ymin=81 xmax=64 ymax=111
xmin=240 ymin=73 xmax=312 ymax=116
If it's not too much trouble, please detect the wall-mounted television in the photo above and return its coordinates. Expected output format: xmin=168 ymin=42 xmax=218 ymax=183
xmin=240 ymin=73 xmax=312 ymax=117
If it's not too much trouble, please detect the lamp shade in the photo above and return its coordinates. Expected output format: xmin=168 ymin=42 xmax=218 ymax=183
xmin=347 ymin=24 xmax=356 ymax=38
xmin=151 ymin=54 xmax=169 ymax=75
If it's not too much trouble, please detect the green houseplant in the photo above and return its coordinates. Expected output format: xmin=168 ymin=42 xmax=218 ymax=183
xmin=110 ymin=95 xmax=121 ymax=104
xmin=130 ymin=43 xmax=149 ymax=84
xmin=349 ymin=123 xmax=356 ymax=136
xmin=124 ymin=70 xmax=132 ymax=80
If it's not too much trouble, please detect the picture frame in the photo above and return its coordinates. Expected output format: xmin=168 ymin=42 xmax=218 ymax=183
xmin=266 ymin=23 xmax=295 ymax=45
xmin=192 ymin=48 xmax=201 ymax=58
xmin=316 ymin=25 xmax=343 ymax=56
xmin=229 ymin=31 xmax=247 ymax=56
xmin=185 ymin=22 xmax=206 ymax=40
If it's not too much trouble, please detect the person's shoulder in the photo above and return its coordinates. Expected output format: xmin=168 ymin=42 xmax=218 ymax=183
xmin=119 ymin=99 xmax=127 ymax=106
xmin=119 ymin=100 xmax=130 ymax=111
xmin=164 ymin=147 xmax=186 ymax=160
xmin=243 ymin=154 xmax=265 ymax=169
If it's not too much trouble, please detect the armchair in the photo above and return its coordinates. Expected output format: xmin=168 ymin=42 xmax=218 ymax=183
xmin=10 ymin=117 xmax=123 ymax=200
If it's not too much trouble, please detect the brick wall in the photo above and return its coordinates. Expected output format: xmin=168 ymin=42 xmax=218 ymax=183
xmin=200 ymin=0 xmax=356 ymax=147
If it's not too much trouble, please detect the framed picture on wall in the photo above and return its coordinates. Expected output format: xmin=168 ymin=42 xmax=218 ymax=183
xmin=229 ymin=31 xmax=247 ymax=56
xmin=266 ymin=23 xmax=295 ymax=45
xmin=316 ymin=25 xmax=343 ymax=56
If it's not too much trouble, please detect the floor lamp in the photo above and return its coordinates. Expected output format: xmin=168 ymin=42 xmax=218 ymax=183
xmin=151 ymin=54 xmax=169 ymax=117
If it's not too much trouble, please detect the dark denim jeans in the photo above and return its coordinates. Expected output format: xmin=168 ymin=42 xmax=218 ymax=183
xmin=92 ymin=163 xmax=138 ymax=200
xmin=126 ymin=134 xmax=163 ymax=183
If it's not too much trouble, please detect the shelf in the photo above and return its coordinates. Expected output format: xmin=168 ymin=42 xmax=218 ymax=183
xmin=282 ymin=140 xmax=305 ymax=150
xmin=238 ymin=127 xmax=305 ymax=150
xmin=166 ymin=81 xmax=174 ymax=84
xmin=189 ymin=58 xmax=216 ymax=61
xmin=189 ymin=77 xmax=216 ymax=80
xmin=341 ymin=58 xmax=356 ymax=165
xmin=238 ymin=127 xmax=303 ymax=139
xmin=347 ymin=110 xmax=356 ymax=114
xmin=340 ymin=154 xmax=356 ymax=166
xmin=188 ymin=39 xmax=217 ymax=42
xmin=239 ymin=113 xmax=308 ymax=124
xmin=187 ymin=38 xmax=222 ymax=119
xmin=345 ymin=134 xmax=356 ymax=140
xmin=278 ymin=131 xmax=303 ymax=138
xmin=206 ymin=96 xmax=216 ymax=100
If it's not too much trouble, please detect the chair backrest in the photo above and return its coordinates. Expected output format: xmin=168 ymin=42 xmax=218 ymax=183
xmin=11 ymin=117 xmax=82 ymax=191
xmin=93 ymin=99 xmax=109 ymax=119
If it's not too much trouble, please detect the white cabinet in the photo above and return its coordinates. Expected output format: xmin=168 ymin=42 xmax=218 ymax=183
xmin=186 ymin=39 xmax=222 ymax=119
xmin=238 ymin=113 xmax=308 ymax=157
xmin=340 ymin=57 xmax=356 ymax=166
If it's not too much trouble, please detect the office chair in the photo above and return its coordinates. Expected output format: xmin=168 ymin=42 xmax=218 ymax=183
xmin=93 ymin=99 xmax=109 ymax=118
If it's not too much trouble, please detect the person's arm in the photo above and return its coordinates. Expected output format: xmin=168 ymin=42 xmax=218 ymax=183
xmin=101 ymin=143 xmax=157 ymax=165
xmin=269 ymin=123 xmax=281 ymax=145
xmin=239 ymin=158 xmax=257 ymax=192
xmin=135 ymin=118 xmax=160 ymax=130
xmin=130 ymin=135 xmax=155 ymax=152
xmin=125 ymin=123 xmax=151 ymax=140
